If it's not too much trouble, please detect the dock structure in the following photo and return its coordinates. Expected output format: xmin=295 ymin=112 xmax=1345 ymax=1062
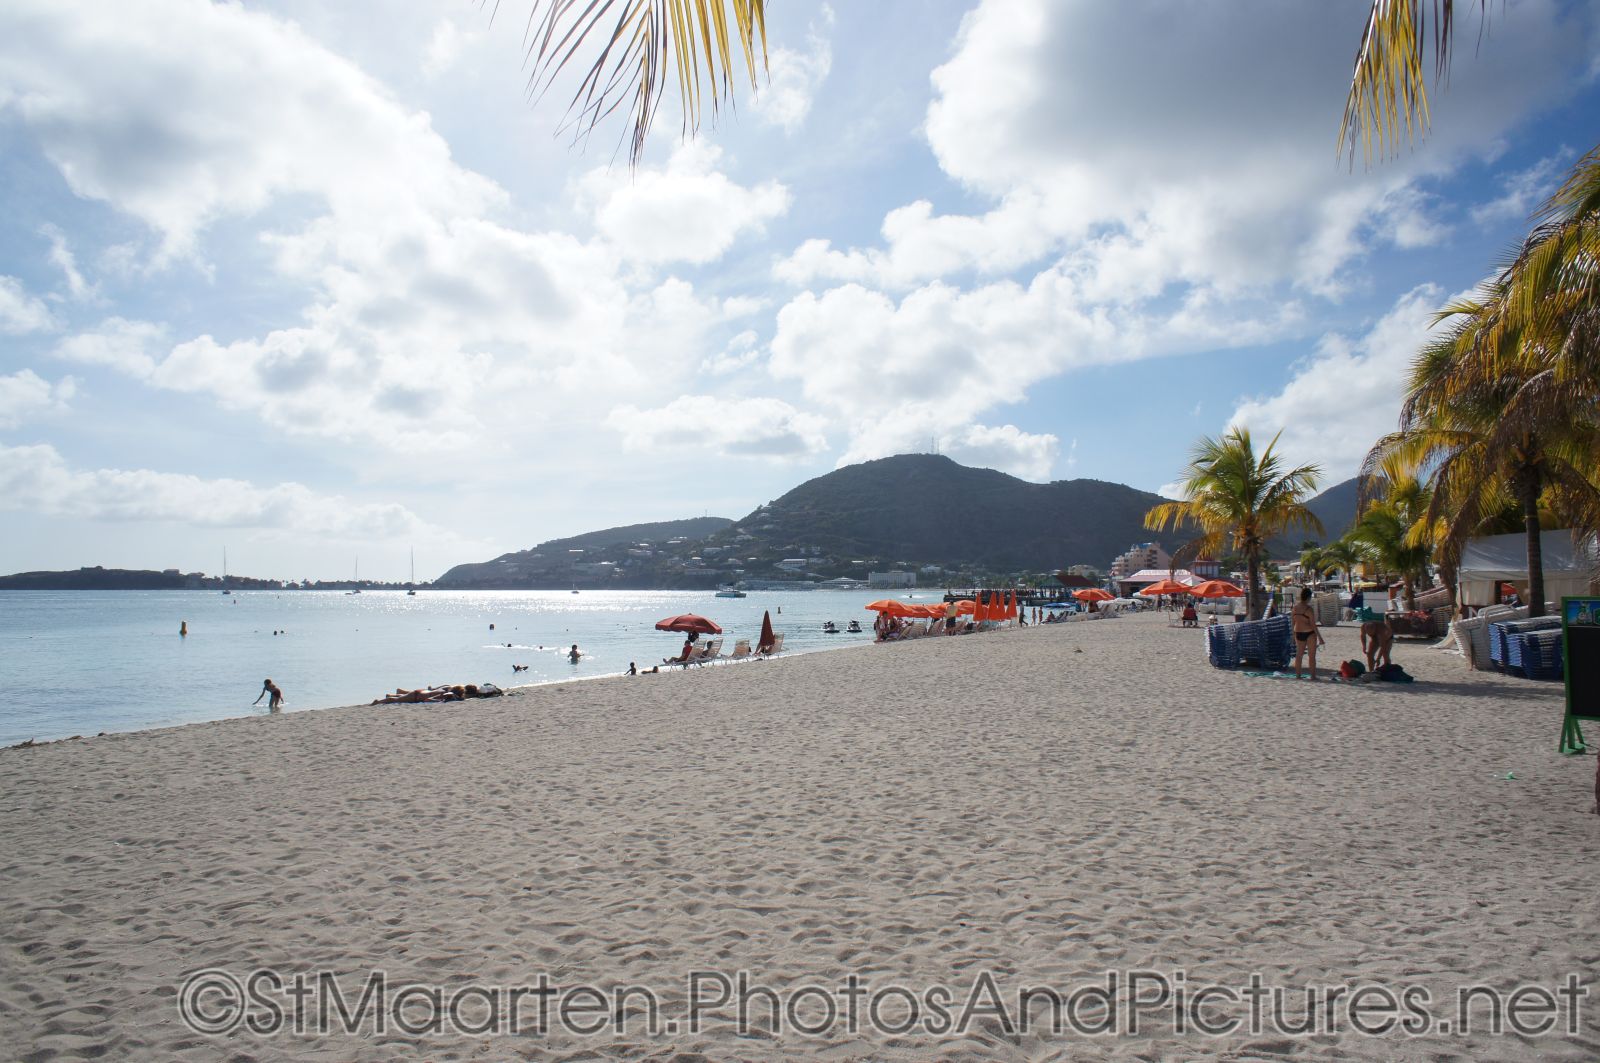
xmin=943 ymin=588 xmax=1088 ymax=608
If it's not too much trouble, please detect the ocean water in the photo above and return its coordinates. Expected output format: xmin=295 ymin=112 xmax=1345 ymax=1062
xmin=0 ymin=589 xmax=919 ymax=745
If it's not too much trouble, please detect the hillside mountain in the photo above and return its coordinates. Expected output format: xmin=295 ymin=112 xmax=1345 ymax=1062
xmin=1267 ymin=476 xmax=1364 ymax=557
xmin=435 ymin=516 xmax=734 ymax=588
xmin=717 ymin=454 xmax=1175 ymax=572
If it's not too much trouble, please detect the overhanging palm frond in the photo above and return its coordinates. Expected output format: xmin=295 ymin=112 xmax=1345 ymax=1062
xmin=507 ymin=0 xmax=768 ymax=167
xmin=1338 ymin=1 xmax=1485 ymax=167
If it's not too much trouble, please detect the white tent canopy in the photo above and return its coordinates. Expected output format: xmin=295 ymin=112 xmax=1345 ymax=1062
xmin=1457 ymin=530 xmax=1597 ymax=608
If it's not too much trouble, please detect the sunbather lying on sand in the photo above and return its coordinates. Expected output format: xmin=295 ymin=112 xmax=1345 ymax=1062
xmin=371 ymin=685 xmax=465 ymax=704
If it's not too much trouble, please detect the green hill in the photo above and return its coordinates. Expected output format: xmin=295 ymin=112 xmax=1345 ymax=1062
xmin=717 ymin=454 xmax=1175 ymax=572
xmin=435 ymin=516 xmax=735 ymax=588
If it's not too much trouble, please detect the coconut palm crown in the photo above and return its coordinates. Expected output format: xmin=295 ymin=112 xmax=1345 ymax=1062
xmin=1146 ymin=428 xmax=1324 ymax=619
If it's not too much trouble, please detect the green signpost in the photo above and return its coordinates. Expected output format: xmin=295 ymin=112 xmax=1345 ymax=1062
xmin=1559 ymin=596 xmax=1600 ymax=754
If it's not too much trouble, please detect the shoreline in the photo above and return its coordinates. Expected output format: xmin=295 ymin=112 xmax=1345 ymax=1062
xmin=0 ymin=636 xmax=886 ymax=751
xmin=3 ymin=611 xmax=1595 ymax=1061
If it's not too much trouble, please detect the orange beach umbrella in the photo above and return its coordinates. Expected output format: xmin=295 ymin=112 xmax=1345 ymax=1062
xmin=865 ymin=599 xmax=917 ymax=617
xmin=1074 ymin=588 xmax=1114 ymax=602
xmin=1189 ymin=579 xmax=1245 ymax=599
xmin=1138 ymin=579 xmax=1192 ymax=597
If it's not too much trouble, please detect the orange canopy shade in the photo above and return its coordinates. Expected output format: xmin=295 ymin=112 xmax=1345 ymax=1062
xmin=954 ymin=599 xmax=976 ymax=615
xmin=1074 ymin=588 xmax=1114 ymax=602
xmin=1138 ymin=579 xmax=1192 ymax=597
xmin=1189 ymin=579 xmax=1246 ymax=599
xmin=865 ymin=599 xmax=917 ymax=616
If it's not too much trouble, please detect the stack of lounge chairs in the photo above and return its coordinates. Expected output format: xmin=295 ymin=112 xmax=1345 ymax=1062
xmin=1207 ymin=614 xmax=1293 ymax=670
xmin=1515 ymin=629 xmax=1566 ymax=680
xmin=1489 ymin=617 xmax=1563 ymax=675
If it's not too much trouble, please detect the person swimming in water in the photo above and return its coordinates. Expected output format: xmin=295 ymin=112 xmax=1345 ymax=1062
xmin=568 ymin=644 xmax=581 ymax=663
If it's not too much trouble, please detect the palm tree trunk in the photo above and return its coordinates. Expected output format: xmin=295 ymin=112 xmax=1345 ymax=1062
xmin=1519 ymin=469 xmax=1545 ymax=617
xmin=1246 ymin=553 xmax=1262 ymax=620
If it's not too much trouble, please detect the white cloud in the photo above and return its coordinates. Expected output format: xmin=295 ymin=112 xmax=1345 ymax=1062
xmin=0 ymin=369 xmax=75 ymax=427
xmin=768 ymin=272 xmax=1300 ymax=466
xmin=787 ymin=0 xmax=1593 ymax=300
xmin=52 ymin=317 xmax=168 ymax=376
xmin=1470 ymin=151 xmax=1574 ymax=225
xmin=0 ymin=276 xmax=55 ymax=333
xmin=577 ymin=143 xmax=791 ymax=266
xmin=421 ymin=18 xmax=480 ymax=80
xmin=0 ymin=441 xmax=443 ymax=539
xmin=605 ymin=394 xmax=828 ymax=458
xmin=940 ymin=423 xmax=1059 ymax=481
xmin=1224 ymin=285 xmax=1450 ymax=479
xmin=0 ymin=2 xmax=779 ymax=455
xmin=40 ymin=223 xmax=96 ymax=301
xmin=751 ymin=5 xmax=833 ymax=133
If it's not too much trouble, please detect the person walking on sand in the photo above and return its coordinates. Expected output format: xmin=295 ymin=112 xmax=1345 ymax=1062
xmin=1291 ymin=588 xmax=1325 ymax=680
xmin=253 ymin=678 xmax=284 ymax=711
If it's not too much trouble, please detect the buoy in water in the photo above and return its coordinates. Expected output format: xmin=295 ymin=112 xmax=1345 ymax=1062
xmin=180 ymin=621 xmax=188 ymax=637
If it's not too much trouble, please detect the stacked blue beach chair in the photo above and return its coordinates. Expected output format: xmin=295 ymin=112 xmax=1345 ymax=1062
xmin=1488 ymin=617 xmax=1562 ymax=674
xmin=1208 ymin=614 xmax=1292 ymax=670
xmin=1509 ymin=627 xmax=1565 ymax=680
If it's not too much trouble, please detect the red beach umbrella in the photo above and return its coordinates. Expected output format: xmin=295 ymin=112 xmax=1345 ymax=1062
xmin=654 ymin=613 xmax=723 ymax=634
xmin=757 ymin=610 xmax=775 ymax=652
xmin=1189 ymin=580 xmax=1245 ymax=599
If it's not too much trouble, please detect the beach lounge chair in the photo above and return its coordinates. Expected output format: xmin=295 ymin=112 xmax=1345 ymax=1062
xmin=726 ymin=639 xmax=751 ymax=661
xmin=693 ymin=637 xmax=723 ymax=665
xmin=761 ymin=633 xmax=784 ymax=656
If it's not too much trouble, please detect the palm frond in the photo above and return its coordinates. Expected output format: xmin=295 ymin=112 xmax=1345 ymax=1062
xmin=510 ymin=0 xmax=767 ymax=167
xmin=1338 ymin=1 xmax=1486 ymax=167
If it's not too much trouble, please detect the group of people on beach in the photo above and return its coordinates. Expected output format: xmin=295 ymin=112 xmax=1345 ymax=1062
xmin=1290 ymin=587 xmax=1395 ymax=680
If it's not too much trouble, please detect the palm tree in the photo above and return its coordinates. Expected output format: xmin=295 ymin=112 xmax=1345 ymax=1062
xmin=512 ymin=0 xmax=768 ymax=166
xmin=1298 ymin=545 xmax=1327 ymax=583
xmin=1321 ymin=537 xmax=1364 ymax=592
xmin=1146 ymin=428 xmax=1324 ymax=620
xmin=1367 ymin=147 xmax=1600 ymax=616
xmin=1347 ymin=473 xmax=1434 ymax=610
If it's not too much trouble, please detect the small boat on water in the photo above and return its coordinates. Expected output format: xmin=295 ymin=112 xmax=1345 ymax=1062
xmin=846 ymin=620 xmax=862 ymax=633
xmin=822 ymin=621 xmax=839 ymax=634
xmin=715 ymin=587 xmax=746 ymax=598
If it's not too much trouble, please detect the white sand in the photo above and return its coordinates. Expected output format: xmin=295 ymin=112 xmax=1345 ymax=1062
xmin=1 ymin=611 xmax=1596 ymax=1061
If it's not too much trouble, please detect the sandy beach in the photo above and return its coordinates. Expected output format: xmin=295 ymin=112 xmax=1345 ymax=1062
xmin=2 ymin=611 xmax=1596 ymax=1061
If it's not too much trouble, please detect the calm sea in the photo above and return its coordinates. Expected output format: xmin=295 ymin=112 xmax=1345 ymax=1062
xmin=0 ymin=588 xmax=918 ymax=745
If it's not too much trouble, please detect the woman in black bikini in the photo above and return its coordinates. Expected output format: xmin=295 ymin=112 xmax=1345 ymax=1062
xmin=1291 ymin=587 xmax=1325 ymax=680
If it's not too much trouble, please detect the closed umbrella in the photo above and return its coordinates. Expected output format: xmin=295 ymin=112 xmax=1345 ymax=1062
xmin=757 ymin=610 xmax=776 ymax=653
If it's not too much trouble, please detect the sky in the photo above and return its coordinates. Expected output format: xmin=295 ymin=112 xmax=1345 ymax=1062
xmin=1 ymin=0 xmax=1599 ymax=581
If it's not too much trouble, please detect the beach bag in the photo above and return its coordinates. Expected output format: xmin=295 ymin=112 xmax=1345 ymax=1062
xmin=1339 ymin=659 xmax=1365 ymax=679
xmin=1377 ymin=663 xmax=1413 ymax=683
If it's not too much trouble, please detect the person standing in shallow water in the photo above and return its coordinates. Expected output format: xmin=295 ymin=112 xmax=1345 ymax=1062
xmin=1291 ymin=587 xmax=1324 ymax=680
xmin=253 ymin=678 xmax=284 ymax=712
